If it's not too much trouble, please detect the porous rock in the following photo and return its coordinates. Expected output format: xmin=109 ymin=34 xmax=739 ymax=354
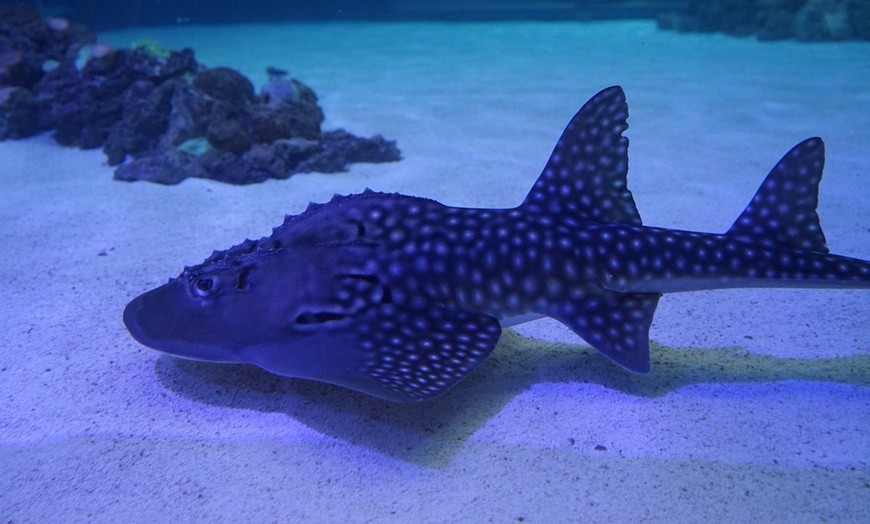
xmin=658 ymin=0 xmax=869 ymax=41
xmin=0 ymin=7 xmax=401 ymax=185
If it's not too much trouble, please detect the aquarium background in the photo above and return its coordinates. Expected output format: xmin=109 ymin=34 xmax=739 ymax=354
xmin=21 ymin=0 xmax=693 ymax=27
xmin=2 ymin=0 xmax=869 ymax=522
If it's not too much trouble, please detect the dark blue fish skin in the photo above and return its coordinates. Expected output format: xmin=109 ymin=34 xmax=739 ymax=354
xmin=123 ymin=86 xmax=870 ymax=403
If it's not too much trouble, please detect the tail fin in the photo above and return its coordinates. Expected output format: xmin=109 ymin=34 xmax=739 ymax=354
xmin=522 ymin=86 xmax=642 ymax=226
xmin=727 ymin=138 xmax=829 ymax=253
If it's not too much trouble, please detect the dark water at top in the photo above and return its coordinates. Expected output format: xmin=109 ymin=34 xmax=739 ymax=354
xmin=9 ymin=0 xmax=689 ymax=30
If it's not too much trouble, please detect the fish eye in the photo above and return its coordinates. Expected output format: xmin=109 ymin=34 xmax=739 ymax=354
xmin=193 ymin=276 xmax=218 ymax=297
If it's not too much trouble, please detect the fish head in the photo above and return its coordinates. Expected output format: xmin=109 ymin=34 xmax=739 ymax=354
xmin=124 ymin=191 xmax=413 ymax=364
xmin=124 ymin=190 xmax=502 ymax=402
xmin=123 ymin=242 xmax=386 ymax=376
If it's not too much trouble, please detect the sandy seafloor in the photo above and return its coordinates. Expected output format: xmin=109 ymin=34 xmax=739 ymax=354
xmin=2 ymin=20 xmax=869 ymax=522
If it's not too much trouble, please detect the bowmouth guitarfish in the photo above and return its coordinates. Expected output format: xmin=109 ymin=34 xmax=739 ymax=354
xmin=124 ymin=86 xmax=870 ymax=402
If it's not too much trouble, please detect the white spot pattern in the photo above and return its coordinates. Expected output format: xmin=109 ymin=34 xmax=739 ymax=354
xmin=359 ymin=305 xmax=501 ymax=401
xmin=175 ymin=88 xmax=870 ymax=403
xmin=727 ymin=138 xmax=829 ymax=253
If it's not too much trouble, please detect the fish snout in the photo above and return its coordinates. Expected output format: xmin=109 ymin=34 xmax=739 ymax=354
xmin=123 ymin=283 xmax=177 ymax=350
xmin=123 ymin=280 xmax=246 ymax=363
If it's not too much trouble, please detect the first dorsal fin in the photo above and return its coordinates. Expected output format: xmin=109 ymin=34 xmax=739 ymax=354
xmin=522 ymin=85 xmax=641 ymax=226
xmin=727 ymin=137 xmax=829 ymax=253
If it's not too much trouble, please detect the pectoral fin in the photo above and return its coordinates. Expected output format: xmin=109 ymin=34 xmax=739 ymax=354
xmin=317 ymin=303 xmax=502 ymax=403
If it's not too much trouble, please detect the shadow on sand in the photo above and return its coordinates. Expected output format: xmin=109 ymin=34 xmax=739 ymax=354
xmin=155 ymin=329 xmax=869 ymax=468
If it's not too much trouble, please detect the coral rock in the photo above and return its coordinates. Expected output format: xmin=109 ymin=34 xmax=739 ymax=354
xmin=1 ymin=8 xmax=401 ymax=185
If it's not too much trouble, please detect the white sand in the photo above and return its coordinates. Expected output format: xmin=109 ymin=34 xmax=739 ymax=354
xmin=1 ymin=21 xmax=868 ymax=522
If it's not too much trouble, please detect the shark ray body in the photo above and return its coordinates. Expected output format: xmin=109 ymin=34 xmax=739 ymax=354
xmin=124 ymin=86 xmax=870 ymax=402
